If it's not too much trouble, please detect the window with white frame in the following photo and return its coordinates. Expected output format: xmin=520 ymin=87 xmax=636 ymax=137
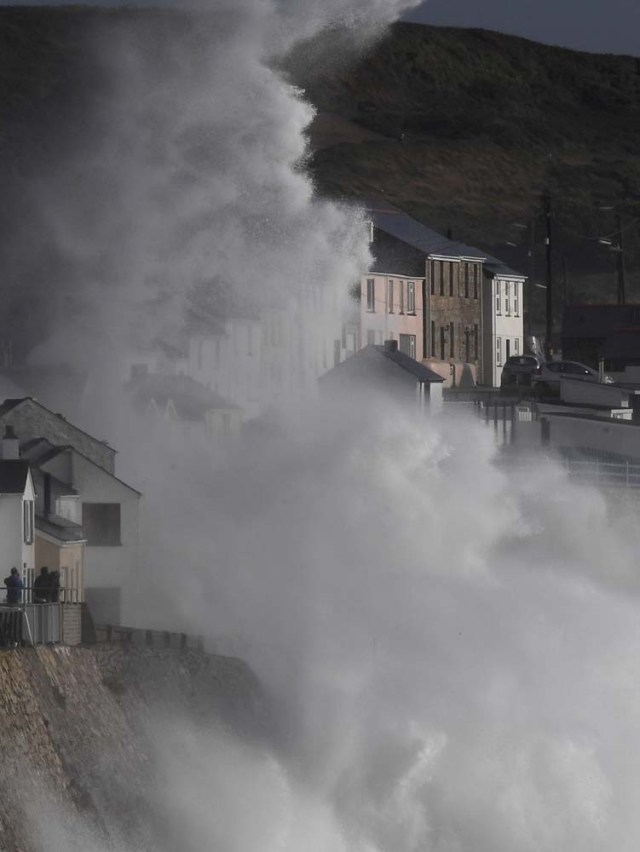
xmin=399 ymin=281 xmax=405 ymax=314
xmin=496 ymin=284 xmax=501 ymax=315
xmin=23 ymin=500 xmax=34 ymax=545
xmin=407 ymin=281 xmax=416 ymax=314
xmin=366 ymin=278 xmax=375 ymax=312
xmin=496 ymin=337 xmax=502 ymax=366
xmin=505 ymin=282 xmax=511 ymax=315
xmin=388 ymin=279 xmax=394 ymax=313
xmin=514 ymin=284 xmax=520 ymax=316
xmin=399 ymin=334 xmax=416 ymax=359
xmin=515 ymin=338 xmax=520 ymax=355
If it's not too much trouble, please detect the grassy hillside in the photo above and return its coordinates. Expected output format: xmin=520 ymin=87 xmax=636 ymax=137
xmin=1 ymin=9 xmax=640 ymax=345
xmin=286 ymin=23 xmax=640 ymax=322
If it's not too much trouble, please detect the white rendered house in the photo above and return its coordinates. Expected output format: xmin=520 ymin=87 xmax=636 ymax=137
xmin=481 ymin=260 xmax=527 ymax=386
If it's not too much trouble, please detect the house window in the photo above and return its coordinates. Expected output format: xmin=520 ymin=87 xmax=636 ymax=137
xmin=449 ymin=262 xmax=455 ymax=297
xmin=407 ymin=281 xmax=415 ymax=314
xmin=439 ymin=261 xmax=445 ymax=296
xmin=514 ymin=285 xmax=519 ymax=316
xmin=473 ymin=266 xmax=479 ymax=299
xmin=399 ymin=334 xmax=416 ymax=359
xmin=449 ymin=322 xmax=455 ymax=359
xmin=430 ymin=261 xmax=435 ymax=295
xmin=474 ymin=324 xmax=479 ymax=360
xmin=440 ymin=326 xmax=446 ymax=360
xmin=515 ymin=338 xmax=520 ymax=355
xmin=366 ymin=279 xmax=375 ymax=312
xmin=388 ymin=280 xmax=394 ymax=313
xmin=505 ymin=282 xmax=511 ymax=315
xmin=464 ymin=263 xmax=469 ymax=298
xmin=399 ymin=281 xmax=405 ymax=314
xmin=431 ymin=321 xmax=436 ymax=357
xmin=496 ymin=337 xmax=502 ymax=367
xmin=496 ymin=285 xmax=501 ymax=315
xmin=83 ymin=503 xmax=121 ymax=546
xmin=367 ymin=329 xmax=376 ymax=345
xmin=23 ymin=500 xmax=34 ymax=545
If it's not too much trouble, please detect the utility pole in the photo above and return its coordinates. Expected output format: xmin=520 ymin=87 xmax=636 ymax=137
xmin=616 ymin=213 xmax=626 ymax=304
xmin=544 ymin=194 xmax=553 ymax=357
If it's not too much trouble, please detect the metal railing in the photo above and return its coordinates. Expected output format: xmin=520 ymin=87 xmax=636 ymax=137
xmin=498 ymin=455 xmax=640 ymax=489
xmin=0 ymin=602 xmax=63 ymax=647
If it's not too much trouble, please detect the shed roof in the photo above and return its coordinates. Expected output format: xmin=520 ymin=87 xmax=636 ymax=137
xmin=372 ymin=345 xmax=444 ymax=382
xmin=321 ymin=344 xmax=444 ymax=386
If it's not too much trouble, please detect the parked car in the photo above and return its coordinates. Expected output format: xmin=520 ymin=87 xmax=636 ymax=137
xmin=500 ymin=355 xmax=543 ymax=390
xmin=532 ymin=360 xmax=614 ymax=397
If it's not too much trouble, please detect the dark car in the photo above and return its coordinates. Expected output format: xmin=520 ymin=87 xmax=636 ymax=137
xmin=500 ymin=355 xmax=542 ymax=390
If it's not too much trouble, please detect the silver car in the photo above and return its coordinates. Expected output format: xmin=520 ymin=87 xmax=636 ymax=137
xmin=533 ymin=360 xmax=613 ymax=396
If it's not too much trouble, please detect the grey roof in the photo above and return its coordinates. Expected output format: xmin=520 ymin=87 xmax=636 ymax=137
xmin=321 ymin=345 xmax=444 ymax=385
xmin=126 ymin=373 xmax=240 ymax=421
xmin=365 ymin=201 xmax=487 ymax=261
xmin=483 ymin=256 xmax=527 ymax=279
xmin=371 ymin=345 xmax=444 ymax=382
xmin=0 ymin=460 xmax=30 ymax=494
xmin=36 ymin=514 xmax=86 ymax=544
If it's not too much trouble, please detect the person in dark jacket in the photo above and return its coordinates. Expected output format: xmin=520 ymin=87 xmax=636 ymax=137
xmin=33 ymin=566 xmax=52 ymax=603
xmin=50 ymin=570 xmax=61 ymax=604
xmin=4 ymin=567 xmax=24 ymax=605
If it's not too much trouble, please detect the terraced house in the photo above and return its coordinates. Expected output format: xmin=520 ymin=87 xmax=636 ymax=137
xmin=361 ymin=201 xmax=525 ymax=387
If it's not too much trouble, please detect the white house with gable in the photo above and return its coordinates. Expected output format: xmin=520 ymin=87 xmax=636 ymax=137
xmin=0 ymin=427 xmax=35 ymax=578
xmin=481 ymin=258 xmax=527 ymax=386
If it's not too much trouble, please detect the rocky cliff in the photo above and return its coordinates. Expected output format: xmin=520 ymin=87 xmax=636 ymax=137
xmin=0 ymin=645 xmax=266 ymax=852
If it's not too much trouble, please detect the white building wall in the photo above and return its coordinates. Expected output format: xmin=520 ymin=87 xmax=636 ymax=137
xmin=0 ymin=474 xmax=35 ymax=576
xmin=482 ymin=276 xmax=525 ymax=386
xmin=70 ymin=453 xmax=140 ymax=625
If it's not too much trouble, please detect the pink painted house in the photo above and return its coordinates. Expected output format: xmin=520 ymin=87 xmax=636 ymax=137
xmin=360 ymin=273 xmax=425 ymax=361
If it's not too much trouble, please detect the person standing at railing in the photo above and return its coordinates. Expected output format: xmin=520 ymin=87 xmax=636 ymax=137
xmin=33 ymin=566 xmax=52 ymax=603
xmin=50 ymin=571 xmax=60 ymax=604
xmin=4 ymin=567 xmax=23 ymax=605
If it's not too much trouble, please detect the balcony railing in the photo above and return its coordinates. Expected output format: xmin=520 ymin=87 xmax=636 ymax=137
xmin=1 ymin=586 xmax=83 ymax=647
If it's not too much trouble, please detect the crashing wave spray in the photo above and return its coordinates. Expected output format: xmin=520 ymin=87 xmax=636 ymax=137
xmin=20 ymin=1 xmax=640 ymax=851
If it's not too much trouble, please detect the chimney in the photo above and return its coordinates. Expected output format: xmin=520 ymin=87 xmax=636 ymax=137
xmin=1 ymin=425 xmax=19 ymax=460
xmin=384 ymin=339 xmax=398 ymax=353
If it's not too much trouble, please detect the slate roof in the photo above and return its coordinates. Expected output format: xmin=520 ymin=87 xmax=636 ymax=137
xmin=365 ymin=200 xmax=487 ymax=261
xmin=372 ymin=345 xmax=444 ymax=382
xmin=483 ymin=256 xmax=527 ymax=279
xmin=364 ymin=199 xmax=526 ymax=278
xmin=126 ymin=373 xmax=240 ymax=422
xmin=321 ymin=345 xmax=444 ymax=385
xmin=0 ymin=460 xmax=30 ymax=494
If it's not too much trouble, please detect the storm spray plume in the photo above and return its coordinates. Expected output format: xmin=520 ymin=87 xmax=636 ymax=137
xmin=11 ymin=0 xmax=640 ymax=851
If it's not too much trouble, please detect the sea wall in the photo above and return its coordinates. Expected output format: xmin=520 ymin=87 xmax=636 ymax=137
xmin=0 ymin=644 xmax=265 ymax=852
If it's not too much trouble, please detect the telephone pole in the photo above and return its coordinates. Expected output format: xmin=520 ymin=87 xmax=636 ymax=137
xmin=616 ymin=213 xmax=626 ymax=304
xmin=544 ymin=194 xmax=553 ymax=357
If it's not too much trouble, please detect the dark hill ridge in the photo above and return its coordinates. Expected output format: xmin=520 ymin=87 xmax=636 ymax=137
xmin=286 ymin=22 xmax=640 ymax=318
xmin=0 ymin=9 xmax=639 ymax=343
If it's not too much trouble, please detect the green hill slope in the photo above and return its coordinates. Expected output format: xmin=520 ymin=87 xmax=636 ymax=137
xmin=287 ymin=23 xmax=640 ymax=317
